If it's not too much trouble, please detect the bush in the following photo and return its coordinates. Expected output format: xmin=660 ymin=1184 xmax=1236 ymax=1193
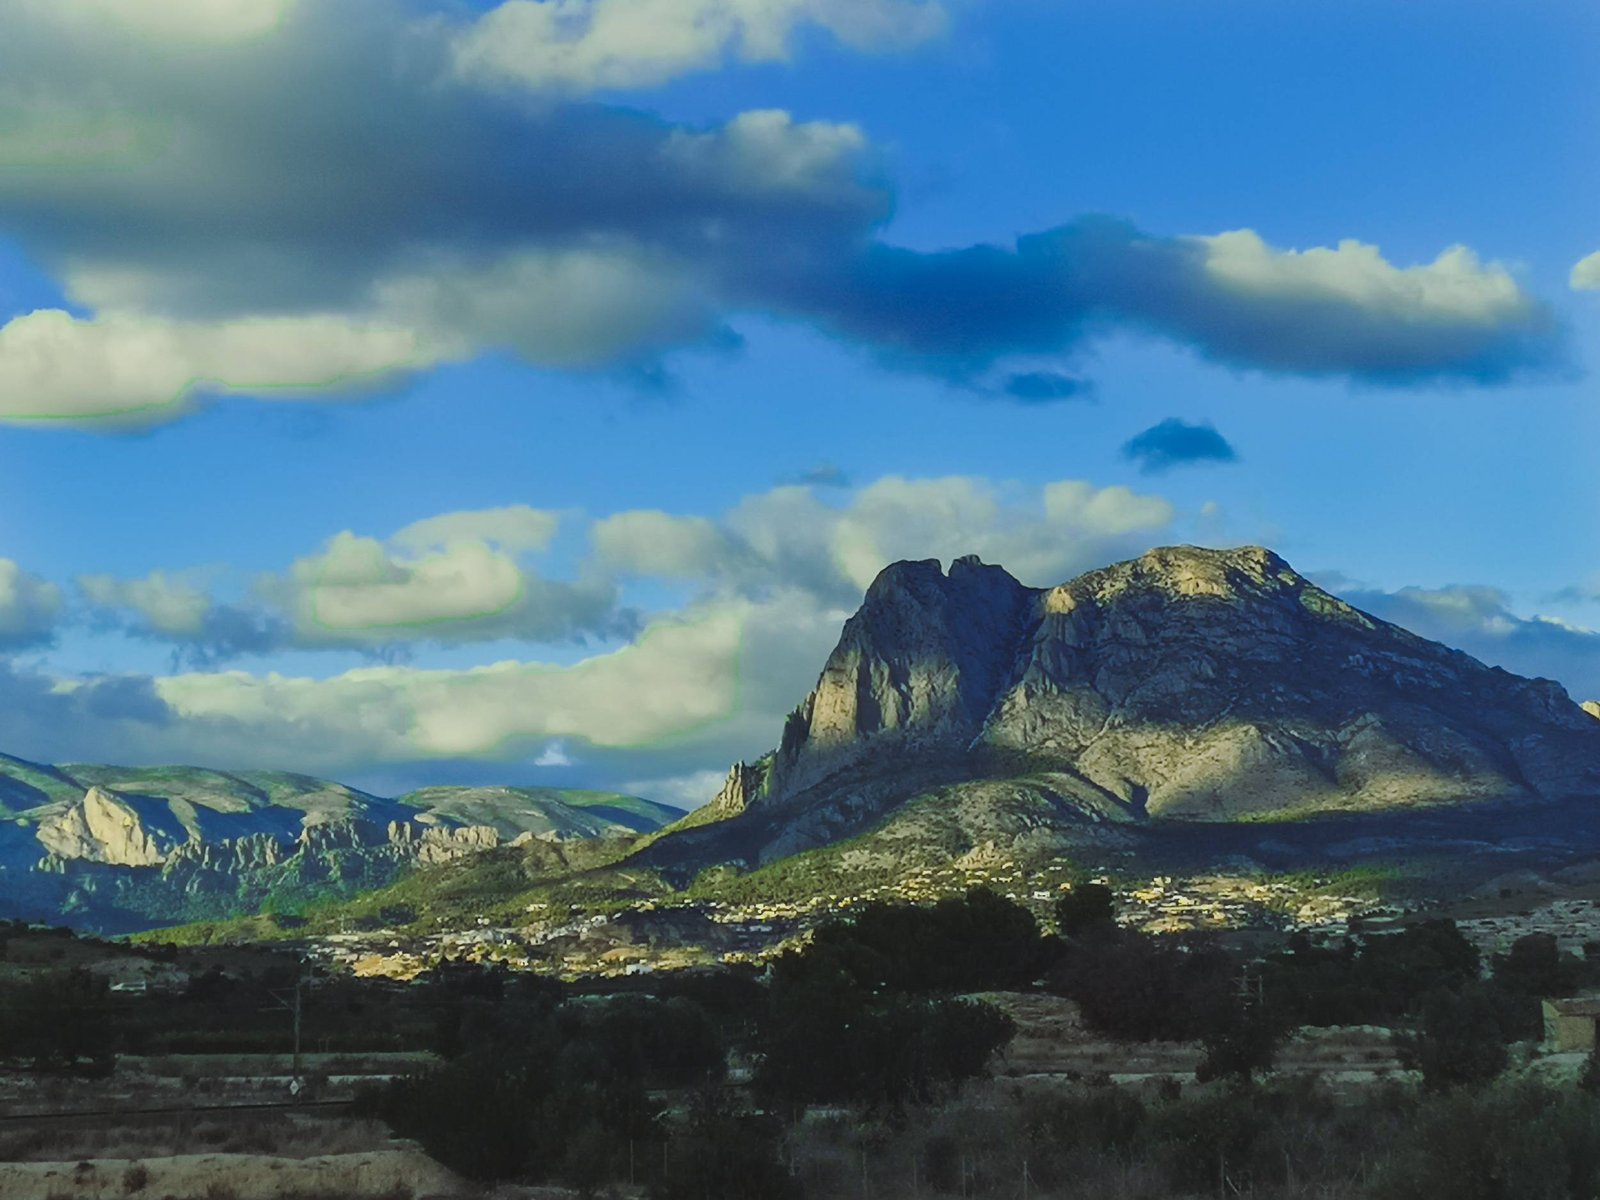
xmin=1372 ymin=1083 xmax=1600 ymax=1200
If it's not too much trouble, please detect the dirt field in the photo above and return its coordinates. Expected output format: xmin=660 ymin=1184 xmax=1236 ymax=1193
xmin=0 ymin=1147 xmax=467 ymax=1199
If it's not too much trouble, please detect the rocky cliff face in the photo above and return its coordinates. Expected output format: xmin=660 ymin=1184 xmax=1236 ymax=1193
xmin=35 ymin=787 xmax=179 ymax=867
xmin=686 ymin=545 xmax=1600 ymax=862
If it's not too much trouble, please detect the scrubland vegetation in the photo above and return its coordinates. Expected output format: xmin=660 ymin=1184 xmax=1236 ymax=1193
xmin=10 ymin=890 xmax=1600 ymax=1197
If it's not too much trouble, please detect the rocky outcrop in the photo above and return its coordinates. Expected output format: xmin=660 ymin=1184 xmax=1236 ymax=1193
xmin=1584 ymin=700 xmax=1600 ymax=720
xmin=35 ymin=787 xmax=179 ymax=867
xmin=709 ymin=759 xmax=770 ymax=818
xmin=682 ymin=546 xmax=1600 ymax=858
xmin=387 ymin=820 xmax=502 ymax=864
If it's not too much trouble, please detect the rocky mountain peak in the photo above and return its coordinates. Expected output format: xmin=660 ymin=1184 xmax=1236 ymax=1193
xmin=688 ymin=545 xmax=1600 ymax=855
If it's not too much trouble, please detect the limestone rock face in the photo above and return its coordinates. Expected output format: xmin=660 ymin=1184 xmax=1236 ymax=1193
xmin=693 ymin=546 xmax=1600 ymax=844
xmin=35 ymin=787 xmax=179 ymax=867
xmin=709 ymin=759 xmax=769 ymax=819
xmin=1584 ymin=701 xmax=1600 ymax=720
xmin=755 ymin=554 xmax=1036 ymax=805
xmin=387 ymin=821 xmax=503 ymax=864
xmin=993 ymin=546 xmax=1600 ymax=815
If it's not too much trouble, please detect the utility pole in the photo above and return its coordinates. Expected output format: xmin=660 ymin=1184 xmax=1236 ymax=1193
xmin=267 ymin=959 xmax=305 ymax=1099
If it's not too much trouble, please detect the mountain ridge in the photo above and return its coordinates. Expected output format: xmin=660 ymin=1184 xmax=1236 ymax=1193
xmin=643 ymin=544 xmax=1600 ymax=874
xmin=0 ymin=758 xmax=681 ymax=931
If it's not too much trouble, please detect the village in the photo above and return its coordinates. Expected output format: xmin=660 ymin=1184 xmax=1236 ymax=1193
xmin=299 ymin=863 xmax=1396 ymax=982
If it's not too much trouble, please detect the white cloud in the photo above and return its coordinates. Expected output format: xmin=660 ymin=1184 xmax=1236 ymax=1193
xmin=391 ymin=506 xmax=562 ymax=555
xmin=272 ymin=518 xmax=623 ymax=648
xmin=0 ymin=560 xmax=63 ymax=649
xmin=451 ymin=0 xmax=946 ymax=93
xmin=591 ymin=476 xmax=1180 ymax=606
xmin=0 ymin=473 xmax=1192 ymax=784
xmin=287 ymin=533 xmax=530 ymax=635
xmin=1199 ymin=233 xmax=1530 ymax=326
xmin=0 ymin=309 xmax=441 ymax=425
xmin=0 ymin=5 xmax=1554 ymax=426
xmin=370 ymin=246 xmax=718 ymax=370
xmin=591 ymin=511 xmax=750 ymax=581
xmin=1164 ymin=232 xmax=1550 ymax=380
xmin=79 ymin=571 xmax=214 ymax=638
xmin=662 ymin=110 xmax=870 ymax=203
xmin=535 ymin=741 xmax=574 ymax=767
xmin=0 ymin=245 xmax=731 ymax=428
xmin=621 ymin=767 xmax=729 ymax=810
xmin=149 ymin=600 xmax=751 ymax=763
xmin=1571 ymin=250 xmax=1600 ymax=292
xmin=79 ymin=508 xmax=621 ymax=659
xmin=708 ymin=475 xmax=1177 ymax=599
xmin=17 ymin=0 xmax=299 ymax=44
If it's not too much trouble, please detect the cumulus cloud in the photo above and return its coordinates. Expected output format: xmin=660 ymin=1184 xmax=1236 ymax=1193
xmin=0 ymin=309 xmax=440 ymax=425
xmin=592 ymin=511 xmax=754 ymax=584
xmin=595 ymin=474 xmax=1179 ymax=604
xmin=79 ymin=507 xmax=626 ymax=663
xmin=1571 ymin=251 xmax=1600 ymax=292
xmin=78 ymin=570 xmax=285 ymax=668
xmin=1326 ymin=579 xmax=1600 ymax=702
xmin=0 ymin=583 xmax=839 ymax=781
xmin=1121 ymin=418 xmax=1239 ymax=474
xmin=18 ymin=0 xmax=300 ymax=43
xmin=0 ymin=4 xmax=1558 ymax=426
xmin=0 ymin=560 xmax=63 ymax=650
xmin=0 ymin=473 xmax=1198 ymax=789
xmin=279 ymin=531 xmax=615 ymax=644
xmin=772 ymin=220 xmax=1554 ymax=386
xmin=138 ymin=599 xmax=763 ymax=770
xmin=390 ymin=506 xmax=562 ymax=555
xmin=451 ymin=0 xmax=947 ymax=93
xmin=0 ymin=660 xmax=174 ymax=767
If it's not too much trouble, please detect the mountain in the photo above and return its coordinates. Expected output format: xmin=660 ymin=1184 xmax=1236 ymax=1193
xmin=642 ymin=545 xmax=1600 ymax=876
xmin=0 ymin=759 xmax=680 ymax=932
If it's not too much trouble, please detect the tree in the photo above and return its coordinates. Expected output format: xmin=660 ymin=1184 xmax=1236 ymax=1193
xmin=0 ymin=969 xmax=116 ymax=1075
xmin=1394 ymin=987 xmax=1508 ymax=1092
xmin=756 ymin=941 xmax=1014 ymax=1111
xmin=1195 ymin=995 xmax=1281 ymax=1085
xmin=1055 ymin=883 xmax=1116 ymax=938
xmin=1492 ymin=932 xmax=1582 ymax=1000
xmin=1051 ymin=930 xmax=1237 ymax=1042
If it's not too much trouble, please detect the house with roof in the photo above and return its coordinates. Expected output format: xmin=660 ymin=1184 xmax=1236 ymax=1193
xmin=1542 ymin=996 xmax=1600 ymax=1052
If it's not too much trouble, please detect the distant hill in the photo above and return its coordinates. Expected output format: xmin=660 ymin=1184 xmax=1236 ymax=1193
xmin=639 ymin=545 xmax=1600 ymax=879
xmin=0 ymin=759 xmax=679 ymax=933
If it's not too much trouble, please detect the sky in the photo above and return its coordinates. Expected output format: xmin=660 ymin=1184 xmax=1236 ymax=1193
xmin=0 ymin=0 xmax=1596 ymax=807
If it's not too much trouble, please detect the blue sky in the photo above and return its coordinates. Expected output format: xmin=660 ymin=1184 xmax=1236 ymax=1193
xmin=0 ymin=0 xmax=1595 ymax=806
